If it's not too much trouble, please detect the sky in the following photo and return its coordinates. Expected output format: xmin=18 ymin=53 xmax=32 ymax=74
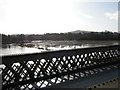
xmin=0 ymin=0 xmax=119 ymax=34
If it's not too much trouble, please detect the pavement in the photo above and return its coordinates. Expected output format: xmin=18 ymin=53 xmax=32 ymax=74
xmin=48 ymin=65 xmax=119 ymax=88
xmin=87 ymin=77 xmax=119 ymax=89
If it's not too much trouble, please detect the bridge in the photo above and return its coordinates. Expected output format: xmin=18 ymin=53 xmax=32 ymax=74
xmin=0 ymin=45 xmax=120 ymax=89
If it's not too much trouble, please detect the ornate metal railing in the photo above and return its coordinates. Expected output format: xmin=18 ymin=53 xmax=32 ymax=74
xmin=0 ymin=45 xmax=120 ymax=89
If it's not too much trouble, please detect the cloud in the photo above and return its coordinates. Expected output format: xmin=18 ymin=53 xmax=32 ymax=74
xmin=0 ymin=0 xmax=6 ymax=22
xmin=79 ymin=12 xmax=93 ymax=19
xmin=105 ymin=11 xmax=118 ymax=20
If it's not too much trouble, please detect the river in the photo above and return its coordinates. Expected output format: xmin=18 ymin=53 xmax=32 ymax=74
xmin=0 ymin=40 xmax=119 ymax=56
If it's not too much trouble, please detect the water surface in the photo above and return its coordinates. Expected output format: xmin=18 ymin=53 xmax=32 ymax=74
xmin=1 ymin=40 xmax=119 ymax=56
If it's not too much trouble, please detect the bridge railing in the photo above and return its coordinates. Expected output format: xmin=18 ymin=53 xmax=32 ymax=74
xmin=1 ymin=45 xmax=120 ymax=89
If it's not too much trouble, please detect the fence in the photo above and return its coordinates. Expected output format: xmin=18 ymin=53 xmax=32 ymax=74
xmin=1 ymin=45 xmax=120 ymax=89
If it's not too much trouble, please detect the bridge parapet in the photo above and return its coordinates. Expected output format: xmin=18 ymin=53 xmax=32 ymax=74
xmin=1 ymin=45 xmax=120 ymax=89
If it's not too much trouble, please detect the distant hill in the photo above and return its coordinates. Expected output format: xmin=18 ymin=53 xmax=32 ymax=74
xmin=68 ymin=30 xmax=119 ymax=34
xmin=68 ymin=30 xmax=93 ymax=34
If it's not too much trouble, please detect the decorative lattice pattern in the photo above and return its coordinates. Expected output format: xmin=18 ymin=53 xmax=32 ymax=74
xmin=1 ymin=45 xmax=120 ymax=90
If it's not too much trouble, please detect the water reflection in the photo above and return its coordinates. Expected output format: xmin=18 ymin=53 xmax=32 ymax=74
xmin=0 ymin=45 xmax=43 ymax=56
xmin=0 ymin=40 xmax=119 ymax=56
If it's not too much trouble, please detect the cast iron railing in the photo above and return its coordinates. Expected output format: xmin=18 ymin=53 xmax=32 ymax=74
xmin=0 ymin=45 xmax=120 ymax=89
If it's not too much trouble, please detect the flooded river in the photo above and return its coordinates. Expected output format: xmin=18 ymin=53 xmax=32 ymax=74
xmin=0 ymin=40 xmax=119 ymax=56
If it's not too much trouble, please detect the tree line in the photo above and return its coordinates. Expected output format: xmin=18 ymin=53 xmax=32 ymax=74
xmin=1 ymin=31 xmax=120 ymax=44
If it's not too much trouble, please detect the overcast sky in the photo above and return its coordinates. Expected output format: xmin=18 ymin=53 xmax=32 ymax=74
xmin=0 ymin=0 xmax=119 ymax=34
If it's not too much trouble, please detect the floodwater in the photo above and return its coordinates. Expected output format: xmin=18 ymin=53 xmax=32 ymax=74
xmin=0 ymin=40 xmax=119 ymax=56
